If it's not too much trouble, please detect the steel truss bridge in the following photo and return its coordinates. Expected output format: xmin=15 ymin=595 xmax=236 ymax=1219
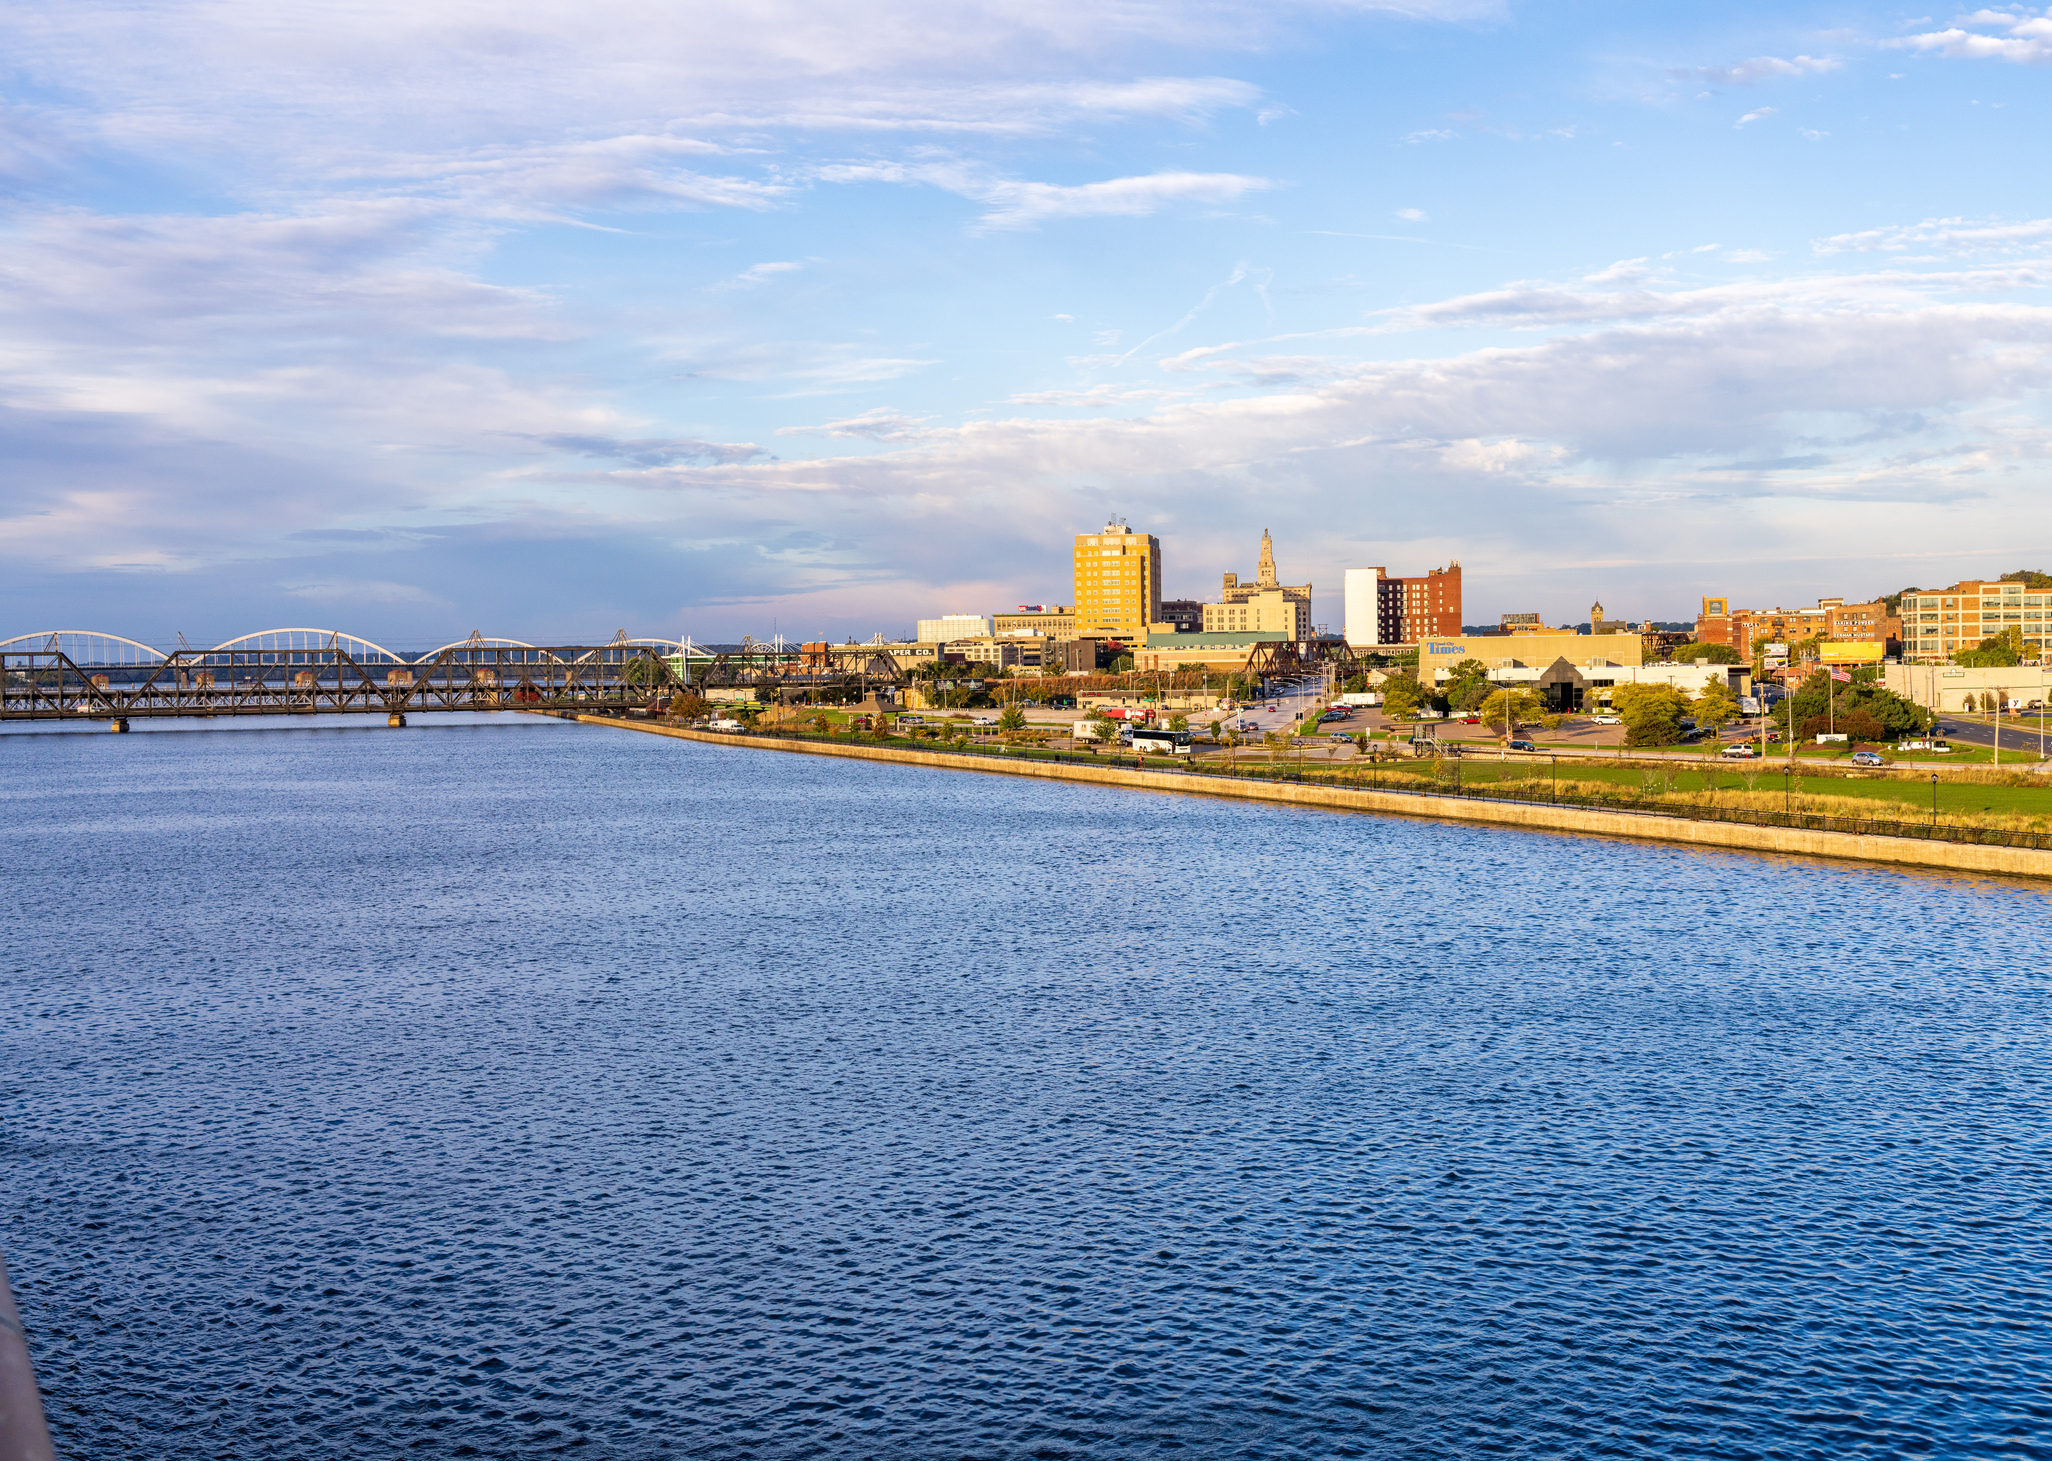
xmin=0 ymin=629 xmax=704 ymax=728
xmin=0 ymin=628 xmax=1373 ymax=729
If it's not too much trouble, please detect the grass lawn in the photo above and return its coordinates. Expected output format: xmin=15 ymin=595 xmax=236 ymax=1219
xmin=1338 ymin=757 xmax=2052 ymax=819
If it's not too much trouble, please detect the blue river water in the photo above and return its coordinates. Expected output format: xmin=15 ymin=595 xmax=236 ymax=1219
xmin=2 ymin=714 xmax=2049 ymax=1460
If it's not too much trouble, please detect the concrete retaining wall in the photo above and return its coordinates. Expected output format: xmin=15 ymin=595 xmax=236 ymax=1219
xmin=580 ymin=718 xmax=2052 ymax=881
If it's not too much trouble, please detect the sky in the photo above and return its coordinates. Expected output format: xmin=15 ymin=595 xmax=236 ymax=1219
xmin=3 ymin=0 xmax=2051 ymax=648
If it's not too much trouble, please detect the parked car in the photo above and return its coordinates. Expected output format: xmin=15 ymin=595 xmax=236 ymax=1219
xmin=1591 ymin=714 xmax=1623 ymax=725
xmin=1459 ymin=715 xmax=1481 ymax=724
xmin=1328 ymin=732 xmax=1354 ymax=741
xmin=1506 ymin=739 xmax=1538 ymax=752
xmin=1850 ymin=750 xmax=1887 ymax=767
xmin=970 ymin=715 xmax=997 ymax=726
xmin=1721 ymin=744 xmax=1756 ymax=758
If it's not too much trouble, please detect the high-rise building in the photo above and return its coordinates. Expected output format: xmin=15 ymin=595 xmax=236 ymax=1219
xmin=1072 ymin=520 xmax=1161 ymax=640
xmin=1897 ymin=579 xmax=2046 ymax=662
xmin=1343 ymin=562 xmax=1461 ymax=646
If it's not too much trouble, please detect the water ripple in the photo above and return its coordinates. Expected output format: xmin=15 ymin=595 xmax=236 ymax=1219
xmin=2 ymin=719 xmax=2049 ymax=1458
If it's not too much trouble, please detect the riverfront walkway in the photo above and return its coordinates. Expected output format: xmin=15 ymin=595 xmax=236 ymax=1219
xmin=582 ymin=718 xmax=2052 ymax=882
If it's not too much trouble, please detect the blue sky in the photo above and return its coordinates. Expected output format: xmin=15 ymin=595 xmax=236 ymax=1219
xmin=3 ymin=0 xmax=2050 ymax=647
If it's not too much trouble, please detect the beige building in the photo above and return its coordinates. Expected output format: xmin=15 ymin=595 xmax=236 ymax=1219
xmin=1221 ymin=529 xmax=1312 ymax=629
xmin=1201 ymin=588 xmax=1309 ymax=639
xmin=952 ymin=638 xmax=1022 ymax=670
xmin=1886 ymin=662 xmax=2052 ymax=713
xmin=1898 ymin=579 xmax=2049 ymax=662
xmin=1131 ymin=632 xmax=1282 ymax=672
xmin=995 ymin=606 xmax=1076 ymax=637
xmin=1418 ymin=631 xmax=1644 ymax=685
xmin=915 ymin=613 xmax=992 ymax=642
xmin=953 ymin=635 xmax=1100 ymax=674
xmin=1073 ymin=521 xmax=1161 ymax=640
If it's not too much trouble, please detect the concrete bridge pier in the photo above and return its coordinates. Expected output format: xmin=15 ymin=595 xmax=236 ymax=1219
xmin=109 ymin=718 xmax=128 ymax=733
xmin=387 ymin=712 xmax=407 ymax=728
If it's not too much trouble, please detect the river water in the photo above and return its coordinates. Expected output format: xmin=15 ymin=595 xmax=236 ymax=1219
xmin=2 ymin=715 xmax=2049 ymax=1459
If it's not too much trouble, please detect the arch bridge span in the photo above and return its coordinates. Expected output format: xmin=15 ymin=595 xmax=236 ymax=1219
xmin=0 ymin=628 xmax=699 ymax=727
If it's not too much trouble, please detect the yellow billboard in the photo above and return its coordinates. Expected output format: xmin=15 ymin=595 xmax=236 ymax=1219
xmin=1819 ymin=641 xmax=1884 ymax=664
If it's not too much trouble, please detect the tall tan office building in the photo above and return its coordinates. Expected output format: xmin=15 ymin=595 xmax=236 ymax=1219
xmin=1073 ymin=521 xmax=1161 ymax=640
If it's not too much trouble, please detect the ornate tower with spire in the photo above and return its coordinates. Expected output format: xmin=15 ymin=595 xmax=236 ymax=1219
xmin=1216 ymin=529 xmax=1314 ymax=638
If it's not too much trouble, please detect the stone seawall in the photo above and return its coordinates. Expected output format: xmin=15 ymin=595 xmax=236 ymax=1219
xmin=580 ymin=718 xmax=2052 ymax=882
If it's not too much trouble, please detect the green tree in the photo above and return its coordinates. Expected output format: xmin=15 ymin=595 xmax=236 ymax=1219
xmin=1169 ymin=713 xmax=1189 ymax=731
xmin=1671 ymin=642 xmax=1741 ymax=664
xmin=1477 ymin=688 xmax=1542 ymax=733
xmin=2000 ymin=568 xmax=2052 ymax=589
xmin=1957 ymin=628 xmax=2022 ymax=667
xmin=997 ymin=704 xmax=1027 ymax=733
xmin=1774 ymin=670 xmax=1931 ymax=741
xmin=1381 ymin=676 xmax=1425 ymax=719
xmin=1613 ymin=683 xmax=1689 ymax=746
xmin=1690 ymin=683 xmax=1739 ymax=733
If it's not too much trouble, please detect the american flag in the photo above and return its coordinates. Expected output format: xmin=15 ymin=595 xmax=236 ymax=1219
xmin=1829 ymin=668 xmax=1853 ymax=683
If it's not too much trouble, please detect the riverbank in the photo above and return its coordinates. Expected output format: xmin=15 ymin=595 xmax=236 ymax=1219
xmin=578 ymin=717 xmax=2052 ymax=881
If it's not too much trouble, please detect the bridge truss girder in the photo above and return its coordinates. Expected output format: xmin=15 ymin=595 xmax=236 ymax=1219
xmin=0 ymin=643 xmax=690 ymax=723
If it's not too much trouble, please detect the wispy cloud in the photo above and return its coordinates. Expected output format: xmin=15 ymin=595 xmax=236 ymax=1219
xmin=719 ymin=261 xmax=805 ymax=290
xmin=819 ymin=157 xmax=1273 ymax=229
xmin=778 ymin=409 xmax=936 ymax=442
xmin=1814 ymin=215 xmax=2052 ymax=256
xmin=537 ymin=435 xmax=775 ymax=466
xmin=1680 ymin=54 xmax=1839 ymax=86
xmin=1735 ymin=107 xmax=1776 ymax=128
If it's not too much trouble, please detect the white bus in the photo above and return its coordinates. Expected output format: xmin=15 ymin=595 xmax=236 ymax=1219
xmin=1131 ymin=728 xmax=1194 ymax=756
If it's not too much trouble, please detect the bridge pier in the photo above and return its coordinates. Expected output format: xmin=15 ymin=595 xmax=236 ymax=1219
xmin=109 ymin=718 xmax=129 ymax=733
xmin=387 ymin=712 xmax=407 ymax=728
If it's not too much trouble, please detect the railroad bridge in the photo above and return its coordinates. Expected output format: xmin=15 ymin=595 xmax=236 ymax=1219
xmin=0 ymin=630 xmax=910 ymax=728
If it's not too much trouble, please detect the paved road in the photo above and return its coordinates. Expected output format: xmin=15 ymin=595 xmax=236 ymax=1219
xmin=1928 ymin=714 xmax=2052 ymax=759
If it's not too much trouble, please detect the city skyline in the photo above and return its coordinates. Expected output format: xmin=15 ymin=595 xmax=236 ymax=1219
xmin=4 ymin=0 xmax=2051 ymax=644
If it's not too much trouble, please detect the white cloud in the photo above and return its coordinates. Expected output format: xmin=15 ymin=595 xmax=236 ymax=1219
xmin=817 ymin=157 xmax=1272 ymax=229
xmin=978 ymin=169 xmax=1273 ymax=228
xmin=1735 ymin=107 xmax=1776 ymax=127
xmin=720 ymin=261 xmax=805 ymax=290
xmin=1890 ymin=10 xmax=2052 ymax=64
xmin=1683 ymin=54 xmax=1839 ymax=85
xmin=778 ymin=408 xmax=936 ymax=442
xmin=1396 ymin=207 xmax=1428 ymax=221
xmin=1815 ymin=215 xmax=2052 ymax=256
